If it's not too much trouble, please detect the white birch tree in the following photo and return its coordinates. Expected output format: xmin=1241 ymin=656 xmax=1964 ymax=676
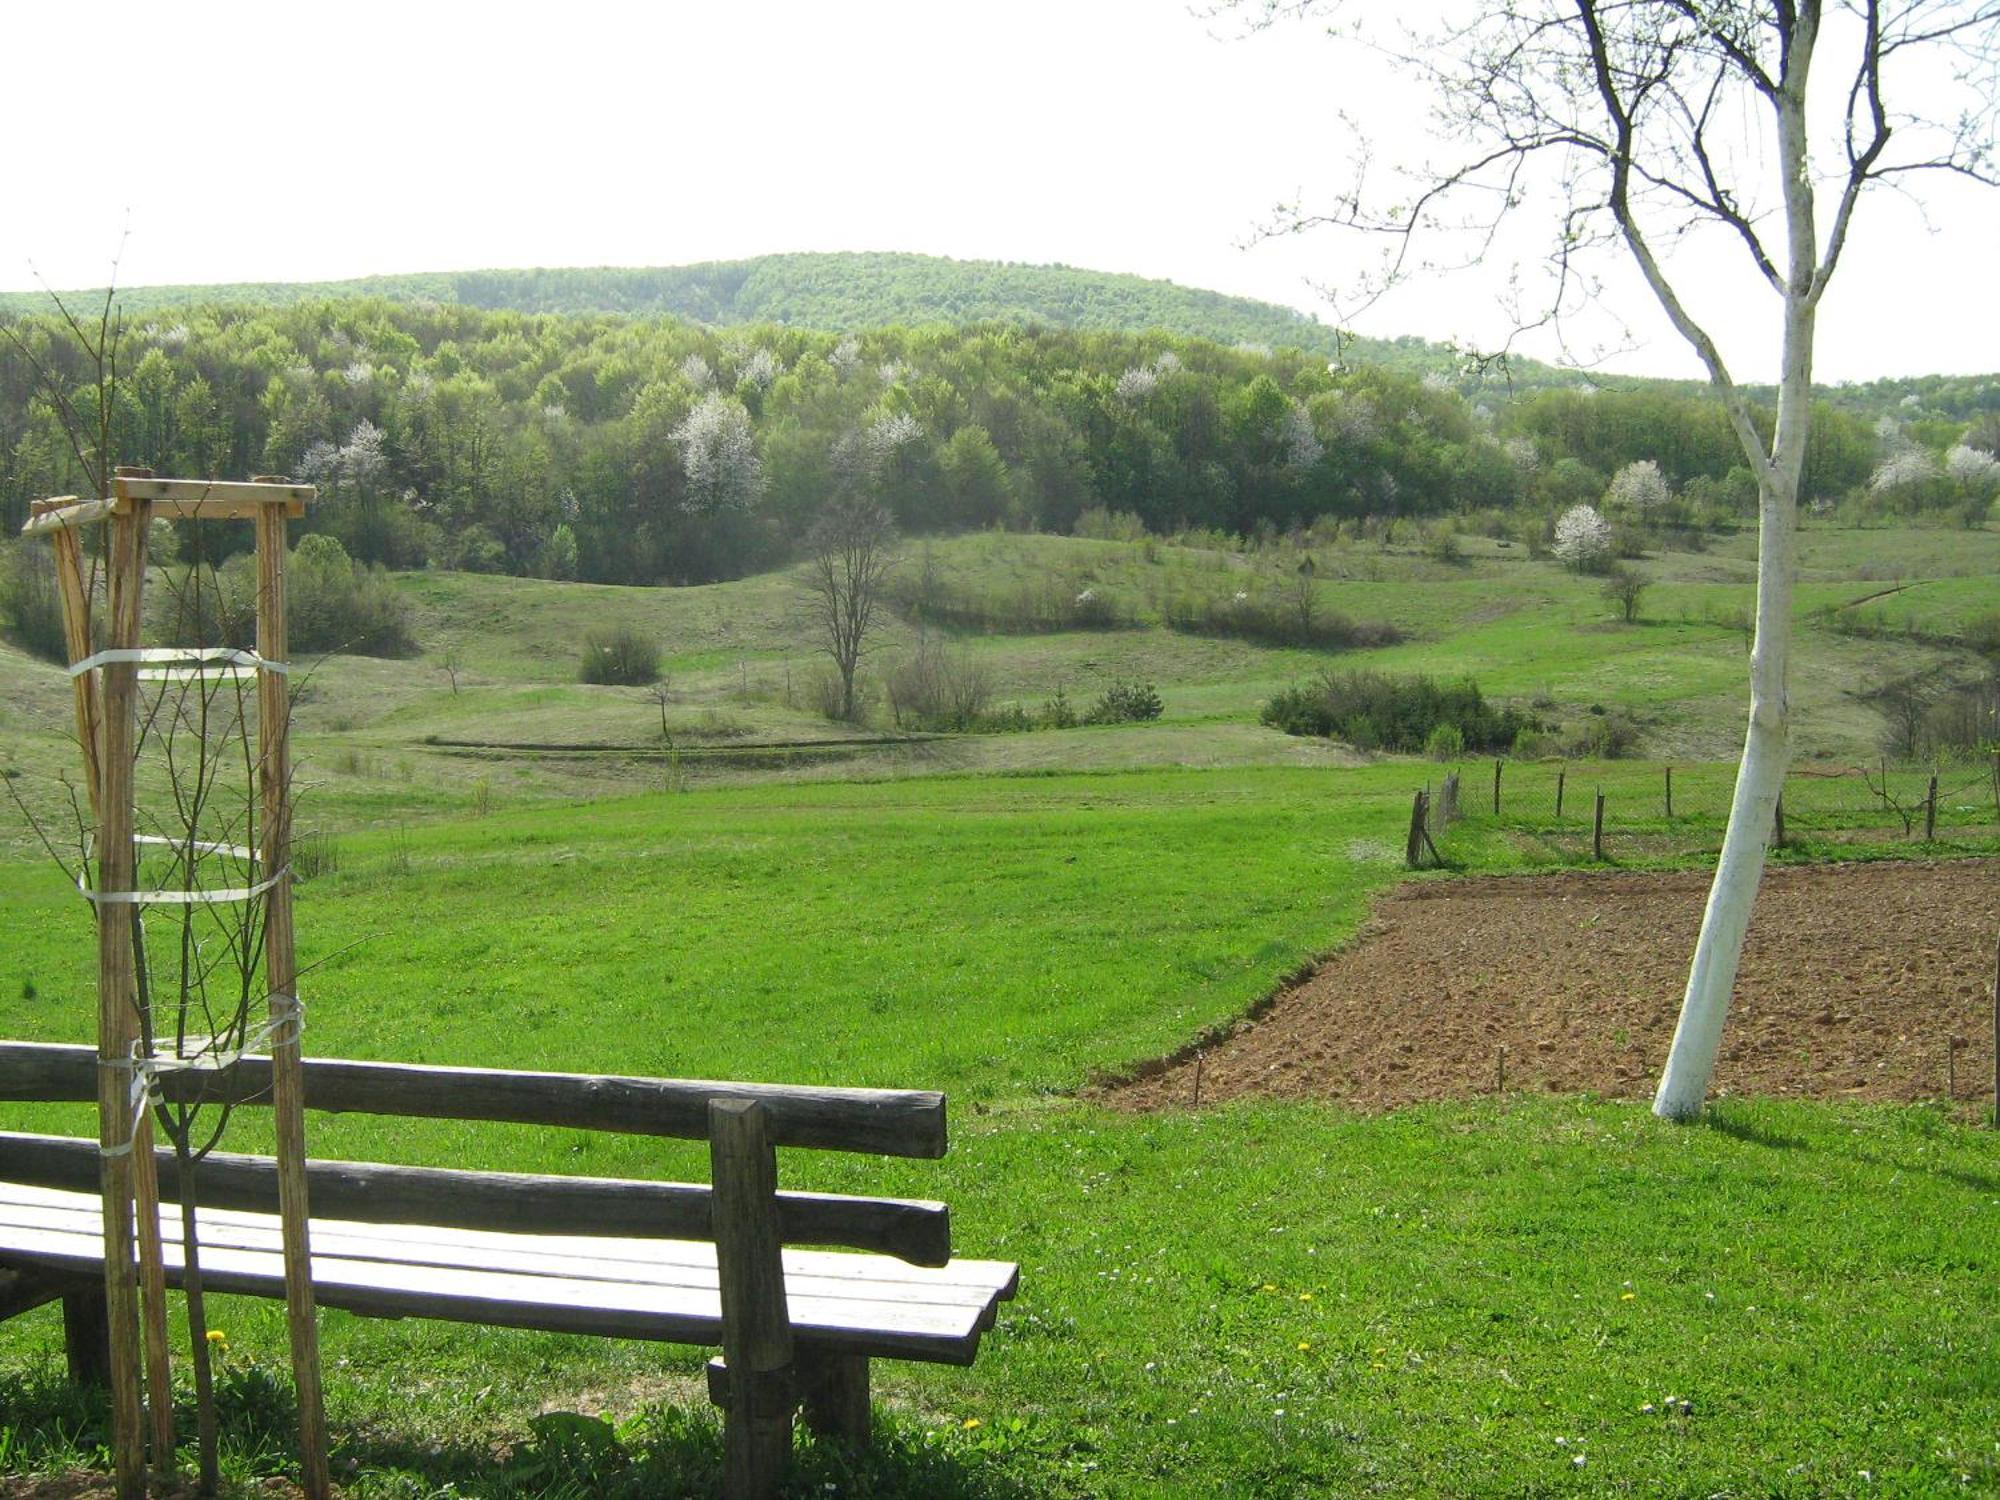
xmin=1245 ymin=1 xmax=1998 ymax=1118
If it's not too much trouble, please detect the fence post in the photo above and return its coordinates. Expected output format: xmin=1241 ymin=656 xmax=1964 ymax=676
xmin=1664 ymin=765 xmax=1673 ymax=819
xmin=1925 ymin=773 xmax=1938 ymax=841
xmin=1593 ymin=791 xmax=1606 ymax=861
xmin=1493 ymin=758 xmax=1503 ymax=816
xmin=1555 ymin=766 xmax=1566 ymax=821
xmin=1407 ymin=790 xmax=1428 ymax=869
xmin=1773 ymin=795 xmax=1786 ymax=849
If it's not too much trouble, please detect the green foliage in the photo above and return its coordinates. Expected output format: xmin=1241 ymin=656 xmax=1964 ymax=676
xmin=1264 ymin=670 xmax=1531 ymax=753
xmin=577 ymin=625 xmax=660 ymax=686
xmin=1424 ymin=722 xmax=1465 ymax=759
xmin=0 ymin=541 xmax=67 ymax=664
xmin=1085 ymin=680 xmax=1163 ymax=723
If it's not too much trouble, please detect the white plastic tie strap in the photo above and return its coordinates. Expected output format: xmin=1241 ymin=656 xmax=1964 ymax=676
xmin=79 ymin=865 xmax=288 ymax=907
xmin=67 ymin=646 xmax=288 ymax=681
xmin=95 ymin=996 xmax=304 ymax=1157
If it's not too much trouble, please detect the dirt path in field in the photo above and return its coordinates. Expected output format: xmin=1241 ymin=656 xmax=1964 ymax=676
xmin=1103 ymin=858 xmax=1999 ymax=1113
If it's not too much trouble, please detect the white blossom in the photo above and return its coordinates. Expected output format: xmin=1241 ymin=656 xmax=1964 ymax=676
xmin=1281 ymin=400 xmax=1323 ymax=473
xmin=830 ymin=337 xmax=862 ymax=376
xmin=1552 ymin=503 xmax=1612 ymax=568
xmin=1870 ymin=448 xmax=1939 ymax=493
xmin=738 ymin=347 xmax=784 ymax=390
xmin=1604 ymin=458 xmax=1672 ymax=513
xmin=1944 ymin=443 xmax=1998 ymax=487
xmin=672 ymin=392 xmax=763 ymax=513
xmin=1505 ymin=436 xmax=1540 ymax=473
xmin=1115 ymin=365 xmax=1159 ymax=403
xmin=680 ymin=353 xmax=714 ymax=389
xmin=342 ymin=361 xmax=373 ymax=387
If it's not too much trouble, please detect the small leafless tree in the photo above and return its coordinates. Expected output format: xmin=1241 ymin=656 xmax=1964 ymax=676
xmin=1602 ymin=564 xmax=1649 ymax=624
xmin=804 ymin=492 xmax=897 ymax=723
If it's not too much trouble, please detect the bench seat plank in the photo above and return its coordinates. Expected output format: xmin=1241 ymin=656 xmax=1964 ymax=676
xmin=0 ymin=1184 xmax=1009 ymax=1365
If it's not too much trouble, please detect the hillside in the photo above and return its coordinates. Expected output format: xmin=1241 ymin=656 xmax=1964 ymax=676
xmin=0 ymin=251 xmax=1487 ymax=376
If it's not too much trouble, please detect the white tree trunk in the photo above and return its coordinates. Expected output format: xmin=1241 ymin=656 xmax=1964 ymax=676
xmin=1651 ymin=475 xmax=1796 ymax=1118
xmin=1653 ymin=15 xmax=1819 ymax=1120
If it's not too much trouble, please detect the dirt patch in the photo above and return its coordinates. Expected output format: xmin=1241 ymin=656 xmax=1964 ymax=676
xmin=1103 ymin=858 xmax=1999 ymax=1113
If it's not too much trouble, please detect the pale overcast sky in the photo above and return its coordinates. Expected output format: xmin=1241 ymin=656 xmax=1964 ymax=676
xmin=3 ymin=0 xmax=1992 ymax=384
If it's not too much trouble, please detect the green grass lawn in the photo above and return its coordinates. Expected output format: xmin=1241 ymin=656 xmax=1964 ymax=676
xmin=1 ymin=763 xmax=1996 ymax=1497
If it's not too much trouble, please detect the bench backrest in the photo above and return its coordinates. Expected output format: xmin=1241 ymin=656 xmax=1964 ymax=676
xmin=0 ymin=1042 xmax=953 ymax=1266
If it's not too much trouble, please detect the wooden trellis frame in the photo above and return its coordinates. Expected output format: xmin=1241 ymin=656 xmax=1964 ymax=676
xmin=20 ymin=470 xmax=328 ymax=1500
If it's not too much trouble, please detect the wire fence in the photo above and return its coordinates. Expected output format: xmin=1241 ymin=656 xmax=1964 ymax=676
xmin=1412 ymin=754 xmax=2000 ymax=866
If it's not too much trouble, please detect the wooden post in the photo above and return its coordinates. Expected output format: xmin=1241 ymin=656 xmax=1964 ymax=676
xmin=1664 ymin=765 xmax=1673 ymax=819
xmin=1406 ymin=790 xmax=1429 ymax=869
xmin=709 ymin=1099 xmax=796 ymax=1499
xmin=62 ymin=1285 xmax=111 ymax=1387
xmin=1492 ymin=758 xmax=1503 ymax=816
xmin=1556 ymin=766 xmax=1566 ymax=820
xmin=1925 ymin=773 xmax=1938 ymax=841
xmin=797 ymin=1353 xmax=870 ymax=1446
xmin=94 ymin=500 xmax=149 ymax=1500
xmin=1774 ymin=795 xmax=1786 ymax=849
xmin=255 ymin=505 xmax=331 ymax=1500
xmin=47 ymin=496 xmax=176 ymax=1470
xmin=1593 ymin=791 xmax=1606 ymax=861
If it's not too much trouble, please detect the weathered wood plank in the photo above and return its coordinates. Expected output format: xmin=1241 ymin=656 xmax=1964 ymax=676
xmin=112 ymin=476 xmax=311 ymax=519
xmin=798 ymin=1352 xmax=871 ymax=1445
xmin=0 ymin=1217 xmax=985 ymax=1363
xmin=0 ymin=1043 xmax=948 ymax=1159
xmin=0 ymin=1189 xmax=1009 ymax=1319
xmin=0 ymin=1133 xmax=953 ymax=1267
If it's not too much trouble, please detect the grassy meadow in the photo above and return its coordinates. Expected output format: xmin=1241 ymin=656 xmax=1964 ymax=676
xmin=1 ymin=521 xmax=1997 ymax=1496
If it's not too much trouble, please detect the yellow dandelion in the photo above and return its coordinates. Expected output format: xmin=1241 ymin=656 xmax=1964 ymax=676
xmin=961 ymin=1417 xmax=983 ymax=1430
xmin=1620 ymin=1292 xmax=1636 ymax=1302
xmin=1297 ymin=1342 xmax=1312 ymax=1352
xmin=205 ymin=1329 xmax=227 ymax=1344
xmin=1298 ymin=1292 xmax=1314 ymax=1302
xmin=1260 ymin=1283 xmax=1277 ymax=1293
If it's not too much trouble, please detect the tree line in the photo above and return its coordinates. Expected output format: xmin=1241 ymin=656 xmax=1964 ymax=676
xmin=1 ymin=298 xmax=1987 ymax=588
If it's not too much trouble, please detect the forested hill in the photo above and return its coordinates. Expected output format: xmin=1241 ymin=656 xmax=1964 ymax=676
xmin=0 ymin=252 xmax=1471 ymax=375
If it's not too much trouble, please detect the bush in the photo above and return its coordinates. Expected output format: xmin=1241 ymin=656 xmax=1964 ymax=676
xmin=1163 ymin=585 xmax=1402 ymax=651
xmin=0 ymin=541 xmax=70 ymax=664
xmin=1262 ymin=670 xmax=1532 ymax=754
xmin=578 ymin=625 xmax=660 ymax=686
xmin=148 ymin=535 xmax=417 ymax=659
xmin=1086 ymin=681 xmax=1163 ymax=724
xmin=1424 ymin=723 xmax=1466 ymax=760
xmin=885 ymin=637 xmax=993 ymax=731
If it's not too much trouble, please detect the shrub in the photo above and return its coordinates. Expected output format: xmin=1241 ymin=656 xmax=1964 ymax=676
xmin=578 ymin=625 xmax=660 ymax=686
xmin=885 ymin=637 xmax=993 ymax=731
xmin=1041 ymin=685 xmax=1078 ymax=729
xmin=1262 ymin=670 xmax=1532 ymax=754
xmin=1424 ymin=723 xmax=1466 ymax=760
xmin=1086 ymin=681 xmax=1163 ymax=724
xmin=0 ymin=541 xmax=70 ymax=664
xmin=149 ymin=536 xmax=417 ymax=659
xmin=1163 ymin=586 xmax=1401 ymax=651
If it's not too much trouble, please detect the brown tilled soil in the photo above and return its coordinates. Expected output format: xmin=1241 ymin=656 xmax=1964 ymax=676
xmin=1104 ymin=858 xmax=1999 ymax=1113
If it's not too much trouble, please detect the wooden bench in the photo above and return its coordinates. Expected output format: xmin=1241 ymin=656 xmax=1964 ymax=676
xmin=0 ymin=1041 xmax=1017 ymax=1497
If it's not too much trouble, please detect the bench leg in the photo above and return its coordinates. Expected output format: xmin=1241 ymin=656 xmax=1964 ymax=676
xmin=798 ymin=1353 xmax=870 ymax=1445
xmin=706 ymin=1356 xmax=796 ymax=1500
xmin=62 ymin=1285 xmax=111 ymax=1386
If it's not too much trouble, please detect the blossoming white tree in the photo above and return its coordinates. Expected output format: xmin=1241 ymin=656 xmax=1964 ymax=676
xmin=1604 ymin=459 xmax=1673 ymax=516
xmin=672 ymin=392 xmax=763 ymax=514
xmin=1250 ymin=0 xmax=1999 ymax=1118
xmin=1552 ymin=502 xmax=1612 ymax=570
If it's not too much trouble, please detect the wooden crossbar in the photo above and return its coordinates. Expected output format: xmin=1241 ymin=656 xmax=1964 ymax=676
xmin=0 ymin=1042 xmax=949 ymax=1159
xmin=17 ymin=479 xmax=312 ymax=536
xmin=0 ymin=1132 xmax=954 ymax=1267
